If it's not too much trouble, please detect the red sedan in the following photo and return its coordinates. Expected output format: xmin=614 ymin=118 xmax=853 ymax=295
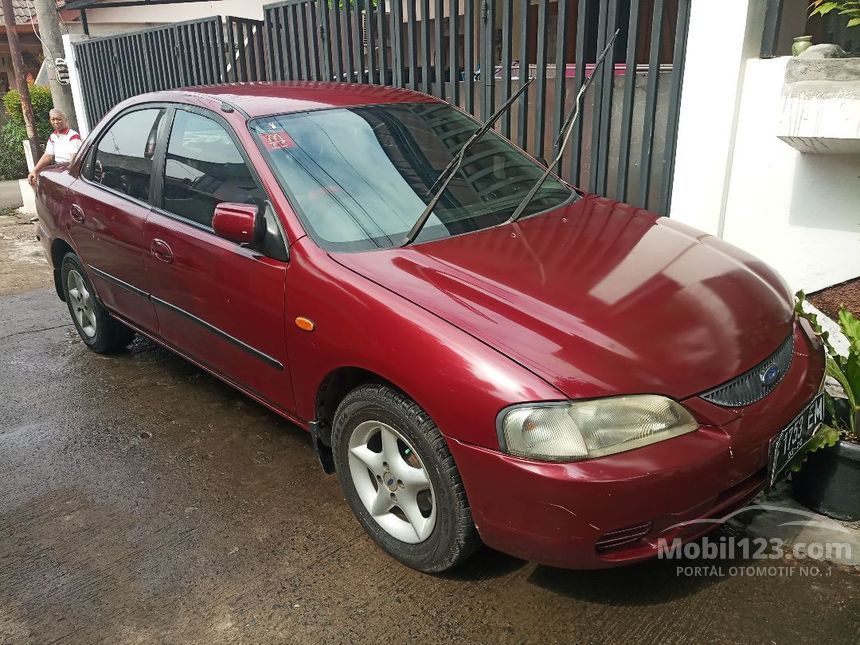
xmin=35 ymin=83 xmax=825 ymax=572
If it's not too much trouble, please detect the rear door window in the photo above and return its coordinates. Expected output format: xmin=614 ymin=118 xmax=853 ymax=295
xmin=92 ymin=108 xmax=165 ymax=202
xmin=162 ymin=110 xmax=266 ymax=228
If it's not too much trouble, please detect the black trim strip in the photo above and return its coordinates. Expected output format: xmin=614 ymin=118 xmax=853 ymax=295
xmin=151 ymin=295 xmax=284 ymax=371
xmin=87 ymin=264 xmax=283 ymax=371
xmin=88 ymin=264 xmax=149 ymax=299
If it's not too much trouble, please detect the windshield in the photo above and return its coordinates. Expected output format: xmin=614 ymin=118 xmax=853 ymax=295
xmin=250 ymin=103 xmax=573 ymax=252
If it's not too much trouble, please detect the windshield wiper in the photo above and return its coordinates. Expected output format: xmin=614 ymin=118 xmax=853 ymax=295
xmin=508 ymin=29 xmax=620 ymax=224
xmin=400 ymin=76 xmax=535 ymax=247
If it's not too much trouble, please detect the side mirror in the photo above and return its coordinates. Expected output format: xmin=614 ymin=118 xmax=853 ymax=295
xmin=212 ymin=203 xmax=265 ymax=245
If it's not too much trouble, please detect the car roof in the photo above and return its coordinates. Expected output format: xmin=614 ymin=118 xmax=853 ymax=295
xmin=150 ymin=82 xmax=440 ymax=118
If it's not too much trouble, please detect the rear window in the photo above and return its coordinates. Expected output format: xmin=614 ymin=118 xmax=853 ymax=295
xmin=250 ymin=103 xmax=573 ymax=252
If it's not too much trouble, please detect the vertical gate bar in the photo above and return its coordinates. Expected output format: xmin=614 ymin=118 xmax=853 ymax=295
xmin=284 ymin=7 xmax=298 ymax=80
xmin=594 ymin=0 xmax=618 ymax=195
xmin=637 ymin=0 xmax=665 ymax=208
xmin=344 ymin=0 xmax=356 ymax=81
xmin=533 ymin=0 xmax=549 ymax=159
xmin=240 ymin=21 xmax=252 ymax=81
xmin=138 ymin=34 xmax=153 ymax=93
xmin=352 ymin=0 xmax=365 ymax=82
xmin=658 ymin=0 xmax=691 ymax=214
xmin=111 ymin=39 xmax=128 ymax=100
xmin=367 ymin=0 xmax=378 ymax=84
xmin=587 ymin=0 xmax=608 ymax=193
xmin=331 ymin=1 xmax=344 ymax=81
xmin=391 ymin=0 xmax=404 ymax=86
xmin=569 ymin=0 xmax=590 ymax=184
xmin=499 ymin=0 xmax=512 ymax=137
xmin=155 ymin=31 xmax=169 ymax=88
xmin=319 ymin=1 xmax=334 ymax=80
xmin=175 ymin=25 xmax=188 ymax=86
xmin=481 ymin=0 xmax=496 ymax=120
xmin=449 ymin=0 xmax=459 ymax=105
xmin=209 ymin=20 xmax=221 ymax=83
xmin=198 ymin=22 xmax=212 ymax=84
xmin=204 ymin=21 xmax=216 ymax=84
xmin=376 ymin=1 xmax=387 ymax=84
xmin=186 ymin=24 xmax=200 ymax=85
xmin=421 ymin=0 xmax=431 ymax=93
xmin=434 ymin=0 xmax=444 ymax=98
xmin=516 ymin=0 xmax=530 ymax=148
xmin=295 ymin=4 xmax=310 ymax=81
xmin=215 ymin=18 xmax=229 ymax=83
xmin=93 ymin=42 xmax=111 ymax=120
xmin=226 ymin=18 xmax=238 ymax=82
xmin=551 ymin=0 xmax=569 ymax=162
xmin=264 ymin=10 xmax=276 ymax=80
xmin=760 ymin=0 xmax=783 ymax=58
xmin=75 ymin=47 xmax=91 ymax=126
xmin=616 ymin=0 xmax=641 ymax=202
xmin=308 ymin=3 xmax=322 ymax=81
xmin=407 ymin=0 xmax=418 ymax=89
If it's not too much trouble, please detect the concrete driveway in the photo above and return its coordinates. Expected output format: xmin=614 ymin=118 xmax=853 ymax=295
xmin=1 ymin=243 xmax=859 ymax=642
xmin=0 ymin=180 xmax=24 ymax=210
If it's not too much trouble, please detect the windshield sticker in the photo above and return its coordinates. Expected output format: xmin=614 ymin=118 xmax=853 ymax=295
xmin=258 ymin=130 xmax=296 ymax=151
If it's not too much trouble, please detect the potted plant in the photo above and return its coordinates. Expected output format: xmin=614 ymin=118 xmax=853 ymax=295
xmin=790 ymin=291 xmax=860 ymax=520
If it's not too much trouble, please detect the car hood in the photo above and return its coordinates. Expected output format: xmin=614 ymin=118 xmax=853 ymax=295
xmin=330 ymin=195 xmax=794 ymax=400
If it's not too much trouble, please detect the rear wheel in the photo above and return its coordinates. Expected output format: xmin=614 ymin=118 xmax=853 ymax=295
xmin=331 ymin=384 xmax=479 ymax=572
xmin=61 ymin=253 xmax=135 ymax=353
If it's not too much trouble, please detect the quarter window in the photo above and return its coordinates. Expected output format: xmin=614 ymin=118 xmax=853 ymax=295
xmin=92 ymin=108 xmax=165 ymax=202
xmin=162 ymin=110 xmax=265 ymax=227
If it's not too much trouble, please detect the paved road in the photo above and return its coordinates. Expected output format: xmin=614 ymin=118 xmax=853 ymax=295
xmin=0 ymin=179 xmax=24 ymax=210
xmin=1 ymin=287 xmax=859 ymax=644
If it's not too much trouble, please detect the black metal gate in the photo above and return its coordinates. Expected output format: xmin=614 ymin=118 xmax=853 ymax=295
xmin=74 ymin=16 xmax=265 ymax=127
xmin=262 ymin=0 xmax=691 ymax=214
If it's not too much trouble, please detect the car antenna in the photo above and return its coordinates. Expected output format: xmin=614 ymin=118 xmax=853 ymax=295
xmin=400 ymin=76 xmax=536 ymax=247
xmin=508 ymin=29 xmax=620 ymax=224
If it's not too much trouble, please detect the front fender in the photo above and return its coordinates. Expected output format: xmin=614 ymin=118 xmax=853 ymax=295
xmin=285 ymin=238 xmax=564 ymax=449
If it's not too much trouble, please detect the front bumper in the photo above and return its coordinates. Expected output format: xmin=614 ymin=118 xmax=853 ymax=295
xmin=449 ymin=321 xmax=825 ymax=569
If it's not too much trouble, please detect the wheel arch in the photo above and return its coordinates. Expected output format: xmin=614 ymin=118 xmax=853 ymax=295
xmin=310 ymin=366 xmax=411 ymax=474
xmin=50 ymin=238 xmax=75 ymax=301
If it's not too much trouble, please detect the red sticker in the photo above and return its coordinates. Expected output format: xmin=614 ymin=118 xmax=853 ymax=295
xmin=259 ymin=130 xmax=296 ymax=150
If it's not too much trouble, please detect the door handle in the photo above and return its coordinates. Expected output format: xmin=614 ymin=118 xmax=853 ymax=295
xmin=150 ymin=238 xmax=174 ymax=264
xmin=70 ymin=204 xmax=85 ymax=224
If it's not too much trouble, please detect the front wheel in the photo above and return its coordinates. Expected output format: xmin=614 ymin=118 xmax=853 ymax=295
xmin=331 ymin=384 xmax=479 ymax=572
xmin=61 ymin=253 xmax=135 ymax=353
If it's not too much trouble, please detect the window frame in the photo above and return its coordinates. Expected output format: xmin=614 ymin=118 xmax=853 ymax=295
xmin=79 ymin=103 xmax=171 ymax=209
xmin=152 ymin=105 xmax=273 ymax=236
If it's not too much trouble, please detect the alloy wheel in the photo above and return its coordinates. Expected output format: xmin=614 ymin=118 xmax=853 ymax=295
xmin=67 ymin=269 xmax=97 ymax=338
xmin=347 ymin=420 xmax=437 ymax=543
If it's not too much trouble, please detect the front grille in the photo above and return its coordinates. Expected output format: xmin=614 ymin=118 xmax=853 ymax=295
xmin=700 ymin=333 xmax=794 ymax=407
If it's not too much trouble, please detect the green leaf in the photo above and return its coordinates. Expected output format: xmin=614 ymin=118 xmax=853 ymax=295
xmin=788 ymin=424 xmax=841 ymax=472
xmin=849 ymin=16 xmax=860 ymax=26
xmin=839 ymin=306 xmax=860 ymax=355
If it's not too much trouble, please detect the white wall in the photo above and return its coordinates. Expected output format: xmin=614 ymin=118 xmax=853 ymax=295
xmin=671 ymin=0 xmax=860 ymax=292
xmin=721 ymin=57 xmax=860 ymax=292
xmin=70 ymin=1 xmax=268 ymax=25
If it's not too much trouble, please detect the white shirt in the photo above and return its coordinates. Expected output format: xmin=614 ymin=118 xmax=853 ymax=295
xmin=45 ymin=128 xmax=83 ymax=164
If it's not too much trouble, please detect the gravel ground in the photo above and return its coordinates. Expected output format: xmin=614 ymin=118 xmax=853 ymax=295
xmin=810 ymin=277 xmax=860 ymax=320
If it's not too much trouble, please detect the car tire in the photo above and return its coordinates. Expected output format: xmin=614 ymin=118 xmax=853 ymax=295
xmin=331 ymin=384 xmax=480 ymax=573
xmin=61 ymin=253 xmax=135 ymax=354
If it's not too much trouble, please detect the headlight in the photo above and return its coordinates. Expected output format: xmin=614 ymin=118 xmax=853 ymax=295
xmin=497 ymin=395 xmax=698 ymax=461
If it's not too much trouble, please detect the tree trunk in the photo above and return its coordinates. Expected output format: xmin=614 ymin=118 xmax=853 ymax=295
xmin=2 ymin=0 xmax=41 ymax=166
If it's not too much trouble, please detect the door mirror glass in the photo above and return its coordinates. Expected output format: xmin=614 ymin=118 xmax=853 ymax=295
xmin=212 ymin=203 xmax=264 ymax=245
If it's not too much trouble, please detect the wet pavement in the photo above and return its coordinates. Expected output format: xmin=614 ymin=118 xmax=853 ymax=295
xmin=2 ymin=284 xmax=860 ymax=643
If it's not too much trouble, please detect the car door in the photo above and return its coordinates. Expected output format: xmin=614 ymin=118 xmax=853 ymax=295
xmin=144 ymin=106 xmax=294 ymax=412
xmin=67 ymin=107 xmax=166 ymax=333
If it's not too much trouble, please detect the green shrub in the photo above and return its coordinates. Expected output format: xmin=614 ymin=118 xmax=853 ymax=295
xmin=0 ymin=121 xmax=29 ymax=180
xmin=3 ymin=84 xmax=54 ymax=142
xmin=1 ymin=84 xmax=53 ymax=180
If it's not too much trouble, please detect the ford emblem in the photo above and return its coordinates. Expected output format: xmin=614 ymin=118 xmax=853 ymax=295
xmin=761 ymin=365 xmax=780 ymax=387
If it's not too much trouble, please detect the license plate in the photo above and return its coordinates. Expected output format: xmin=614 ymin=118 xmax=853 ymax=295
xmin=768 ymin=393 xmax=825 ymax=486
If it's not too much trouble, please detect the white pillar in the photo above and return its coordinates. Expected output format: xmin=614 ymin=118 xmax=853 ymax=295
xmin=668 ymin=0 xmax=766 ymax=236
xmin=62 ymin=33 xmax=91 ymax=137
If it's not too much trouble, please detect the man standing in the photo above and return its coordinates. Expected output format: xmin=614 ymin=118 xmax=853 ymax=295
xmin=27 ymin=109 xmax=82 ymax=185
